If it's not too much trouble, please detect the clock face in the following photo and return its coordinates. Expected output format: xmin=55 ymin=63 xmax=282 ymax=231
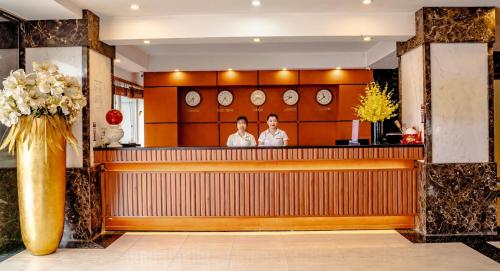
xmin=217 ymin=90 xmax=233 ymax=106
xmin=283 ymin=89 xmax=299 ymax=106
xmin=185 ymin=90 xmax=201 ymax=107
xmin=316 ymin=89 xmax=333 ymax=105
xmin=250 ymin=89 xmax=266 ymax=106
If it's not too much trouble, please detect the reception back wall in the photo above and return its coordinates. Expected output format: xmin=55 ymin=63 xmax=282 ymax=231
xmin=144 ymin=69 xmax=373 ymax=147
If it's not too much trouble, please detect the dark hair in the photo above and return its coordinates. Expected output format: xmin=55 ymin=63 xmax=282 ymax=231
xmin=267 ymin=113 xmax=278 ymax=121
xmin=236 ymin=116 xmax=248 ymax=124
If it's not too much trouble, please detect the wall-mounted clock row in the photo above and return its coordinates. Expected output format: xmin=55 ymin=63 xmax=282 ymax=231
xmin=184 ymin=88 xmax=333 ymax=107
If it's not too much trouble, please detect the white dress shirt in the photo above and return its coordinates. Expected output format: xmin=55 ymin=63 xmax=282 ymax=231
xmin=258 ymin=129 xmax=288 ymax=146
xmin=227 ymin=132 xmax=257 ymax=147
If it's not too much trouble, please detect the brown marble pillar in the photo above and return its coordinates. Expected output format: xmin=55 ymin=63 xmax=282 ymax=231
xmin=398 ymin=7 xmax=497 ymax=236
xmin=18 ymin=10 xmax=115 ymax=246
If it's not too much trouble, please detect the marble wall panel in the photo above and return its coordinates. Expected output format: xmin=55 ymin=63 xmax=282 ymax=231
xmin=62 ymin=167 xmax=102 ymax=243
xmin=0 ymin=169 xmax=22 ymax=253
xmin=400 ymin=46 xmax=424 ymax=136
xmin=25 ymin=47 xmax=84 ymax=168
xmin=430 ymin=43 xmax=489 ymax=163
xmin=417 ymin=162 xmax=497 ymax=235
xmin=0 ymin=22 xmax=18 ymax=49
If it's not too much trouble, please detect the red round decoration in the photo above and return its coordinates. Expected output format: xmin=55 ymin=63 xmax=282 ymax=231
xmin=106 ymin=109 xmax=123 ymax=125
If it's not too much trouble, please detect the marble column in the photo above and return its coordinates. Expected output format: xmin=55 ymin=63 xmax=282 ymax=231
xmin=19 ymin=10 xmax=115 ymax=246
xmin=398 ymin=7 xmax=497 ymax=236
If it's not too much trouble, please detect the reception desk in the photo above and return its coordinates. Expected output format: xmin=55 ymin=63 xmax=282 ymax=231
xmin=94 ymin=145 xmax=423 ymax=231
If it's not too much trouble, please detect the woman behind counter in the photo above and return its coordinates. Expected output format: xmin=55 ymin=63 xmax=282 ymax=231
xmin=259 ymin=113 xmax=288 ymax=147
xmin=226 ymin=116 xmax=257 ymax=147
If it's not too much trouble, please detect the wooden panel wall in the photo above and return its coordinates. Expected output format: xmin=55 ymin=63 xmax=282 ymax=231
xmin=144 ymin=87 xmax=178 ymax=146
xmin=144 ymin=70 xmax=373 ymax=147
xmin=102 ymin=169 xmax=418 ymax=218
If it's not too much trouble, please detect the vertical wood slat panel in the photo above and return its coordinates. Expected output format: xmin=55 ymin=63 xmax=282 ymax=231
xmin=94 ymin=147 xmax=424 ymax=163
xmin=102 ymin=169 xmax=418 ymax=218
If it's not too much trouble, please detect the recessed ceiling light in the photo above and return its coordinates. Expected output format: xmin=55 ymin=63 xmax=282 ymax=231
xmin=227 ymin=68 xmax=233 ymax=71
xmin=336 ymin=67 xmax=342 ymax=70
xmin=251 ymin=1 xmax=261 ymax=7
xmin=130 ymin=4 xmax=140 ymax=10
xmin=114 ymin=59 xmax=121 ymax=63
xmin=143 ymin=40 xmax=150 ymax=44
xmin=362 ymin=0 xmax=372 ymax=4
xmin=282 ymin=68 xmax=287 ymax=71
xmin=174 ymin=69 xmax=180 ymax=72
xmin=363 ymin=36 xmax=372 ymax=41
xmin=253 ymin=38 xmax=261 ymax=43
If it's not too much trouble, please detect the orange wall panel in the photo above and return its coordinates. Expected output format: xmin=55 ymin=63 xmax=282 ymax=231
xmin=144 ymin=87 xmax=178 ymax=123
xmin=259 ymin=87 xmax=298 ymax=122
xmin=258 ymin=122 xmax=298 ymax=146
xmin=179 ymin=123 xmax=219 ymax=146
xmin=219 ymin=122 xmax=258 ymax=146
xmin=179 ymin=88 xmax=218 ymax=122
xmin=218 ymin=71 xmax=258 ymax=86
xmin=298 ymin=122 xmax=336 ymax=146
xmin=299 ymin=69 xmax=373 ymax=85
xmin=259 ymin=70 xmax=299 ymax=85
xmin=298 ymin=86 xmax=339 ymax=121
xmin=145 ymin=123 xmax=178 ymax=147
xmin=144 ymin=71 xmax=217 ymax=87
xmin=337 ymin=85 xmax=366 ymax=121
xmin=218 ymin=88 xmax=258 ymax=122
xmin=335 ymin=121 xmax=371 ymax=143
xmin=298 ymin=122 xmax=371 ymax=146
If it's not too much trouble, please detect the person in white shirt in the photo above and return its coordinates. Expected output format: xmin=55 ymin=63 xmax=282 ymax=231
xmin=258 ymin=113 xmax=288 ymax=147
xmin=226 ymin=116 xmax=257 ymax=147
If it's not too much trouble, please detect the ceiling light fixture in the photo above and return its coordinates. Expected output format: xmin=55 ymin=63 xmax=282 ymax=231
xmin=130 ymin=4 xmax=140 ymax=10
xmin=251 ymin=1 xmax=261 ymax=7
xmin=362 ymin=0 xmax=372 ymax=4
xmin=174 ymin=69 xmax=180 ymax=72
xmin=227 ymin=68 xmax=233 ymax=71
xmin=363 ymin=36 xmax=372 ymax=41
xmin=114 ymin=59 xmax=121 ymax=63
xmin=282 ymin=68 xmax=288 ymax=71
xmin=253 ymin=38 xmax=261 ymax=43
xmin=336 ymin=67 xmax=342 ymax=70
xmin=143 ymin=40 xmax=150 ymax=44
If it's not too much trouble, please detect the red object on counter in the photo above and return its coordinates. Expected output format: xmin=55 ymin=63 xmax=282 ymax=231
xmin=106 ymin=109 xmax=123 ymax=125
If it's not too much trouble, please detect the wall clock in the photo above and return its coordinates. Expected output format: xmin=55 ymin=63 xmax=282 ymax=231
xmin=316 ymin=88 xmax=333 ymax=105
xmin=283 ymin=89 xmax=299 ymax=106
xmin=250 ymin=89 xmax=266 ymax=106
xmin=185 ymin=90 xmax=201 ymax=107
xmin=217 ymin=90 xmax=233 ymax=107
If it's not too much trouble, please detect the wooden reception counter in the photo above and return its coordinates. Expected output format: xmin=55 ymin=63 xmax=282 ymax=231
xmin=94 ymin=145 xmax=423 ymax=231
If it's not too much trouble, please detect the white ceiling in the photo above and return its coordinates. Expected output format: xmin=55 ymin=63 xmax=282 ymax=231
xmin=2 ymin=0 xmax=499 ymax=73
xmin=68 ymin=0 xmax=500 ymax=17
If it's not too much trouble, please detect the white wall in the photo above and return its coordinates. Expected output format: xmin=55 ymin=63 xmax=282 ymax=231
xmin=400 ymin=45 xmax=424 ymax=135
xmin=431 ymin=43 xmax=489 ymax=163
xmin=0 ymin=49 xmax=19 ymax=168
xmin=89 ymin=49 xmax=112 ymax=165
xmin=26 ymin=47 xmax=84 ymax=168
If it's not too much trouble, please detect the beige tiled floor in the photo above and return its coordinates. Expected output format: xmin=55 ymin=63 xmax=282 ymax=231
xmin=490 ymin=241 xmax=500 ymax=249
xmin=1 ymin=231 xmax=498 ymax=271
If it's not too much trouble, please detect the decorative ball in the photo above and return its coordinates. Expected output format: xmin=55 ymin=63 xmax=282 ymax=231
xmin=106 ymin=109 xmax=123 ymax=125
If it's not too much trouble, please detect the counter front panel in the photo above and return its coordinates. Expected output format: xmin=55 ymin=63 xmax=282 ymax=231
xmin=96 ymin=145 xmax=423 ymax=231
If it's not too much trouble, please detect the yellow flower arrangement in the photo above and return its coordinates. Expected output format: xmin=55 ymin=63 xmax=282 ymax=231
xmin=354 ymin=81 xmax=399 ymax=123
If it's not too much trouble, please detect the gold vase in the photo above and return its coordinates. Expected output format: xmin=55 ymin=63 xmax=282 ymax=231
xmin=16 ymin=117 xmax=67 ymax=256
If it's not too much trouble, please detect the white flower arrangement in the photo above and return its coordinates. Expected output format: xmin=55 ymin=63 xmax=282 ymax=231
xmin=0 ymin=62 xmax=86 ymax=154
xmin=0 ymin=62 xmax=87 ymax=127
